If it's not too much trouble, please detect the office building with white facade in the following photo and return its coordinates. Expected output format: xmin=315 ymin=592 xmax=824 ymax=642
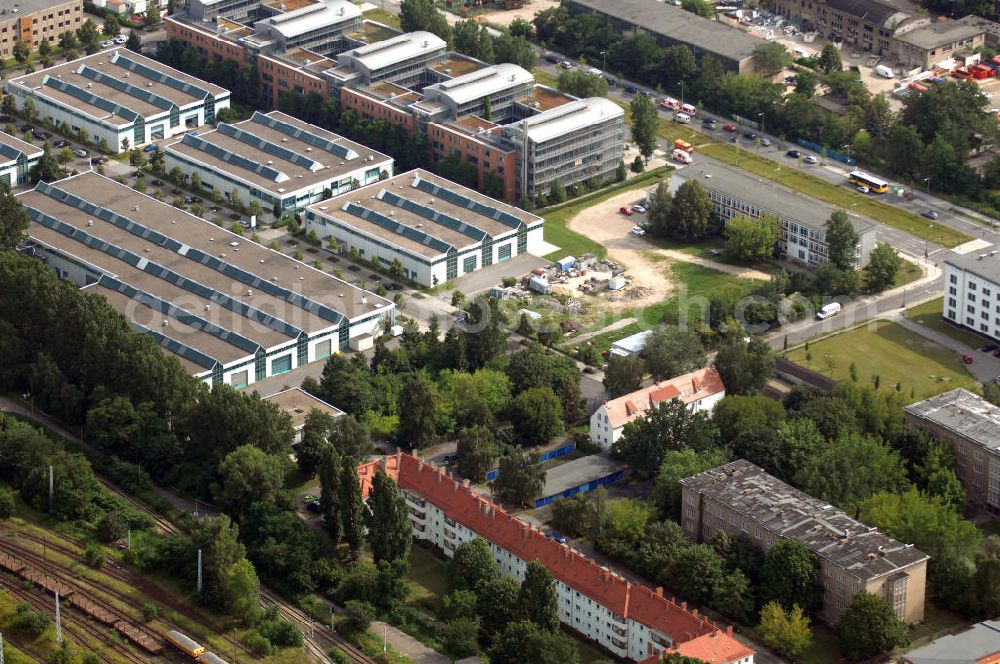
xmin=18 ymin=173 xmax=392 ymax=388
xmin=4 ymin=48 xmax=230 ymax=154
xmin=304 ymin=169 xmax=544 ymax=286
xmin=324 ymin=31 xmax=448 ymax=93
xmin=590 ymin=366 xmax=725 ymax=449
xmin=500 ymin=97 xmax=625 ymax=198
xmin=942 ymin=249 xmax=1000 ymax=342
xmin=240 ymin=0 xmax=361 ymax=56
xmin=412 ymin=63 xmax=535 ymax=124
xmin=0 ymin=131 xmax=43 ymax=188
xmin=163 ymin=110 xmax=392 ymax=215
xmin=681 ymin=460 xmax=929 ymax=626
xmin=669 ymin=161 xmax=877 ymax=269
xmin=358 ymin=452 xmax=755 ymax=664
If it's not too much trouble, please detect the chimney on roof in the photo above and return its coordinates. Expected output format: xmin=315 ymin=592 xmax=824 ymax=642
xmin=655 ymin=587 xmax=663 ymax=597
xmin=680 ymin=602 xmax=687 ymax=610
xmin=727 ymin=626 xmax=733 ymax=635
xmin=692 ymin=609 xmax=698 ymax=618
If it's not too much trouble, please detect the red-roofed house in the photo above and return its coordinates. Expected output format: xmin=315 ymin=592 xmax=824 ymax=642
xmin=590 ymin=366 xmax=726 ymax=449
xmin=359 ymin=452 xmax=753 ymax=664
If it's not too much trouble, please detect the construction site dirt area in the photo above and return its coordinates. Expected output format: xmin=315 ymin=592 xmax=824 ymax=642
xmin=564 ymin=189 xmax=771 ymax=313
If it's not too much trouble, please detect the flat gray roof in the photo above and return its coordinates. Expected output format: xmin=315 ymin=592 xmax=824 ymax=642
xmin=905 ymin=388 xmax=1000 ymax=454
xmin=672 ymin=160 xmax=878 ymax=235
xmin=10 ymin=48 xmax=229 ymax=126
xmin=567 ymin=0 xmax=759 ymax=64
xmin=512 ymin=97 xmax=622 ymax=144
xmin=165 ymin=110 xmax=389 ymax=195
xmin=895 ymin=19 xmax=984 ymax=50
xmin=423 ymin=63 xmax=533 ymax=107
xmin=905 ymin=620 xmax=1000 ymax=664
xmin=825 ymin=0 xmax=914 ymax=28
xmin=339 ymin=31 xmax=446 ymax=73
xmin=0 ymin=0 xmax=78 ymax=17
xmin=945 ymin=245 xmax=1000 ymax=282
xmin=309 ymin=169 xmax=542 ymax=260
xmin=682 ymin=460 xmax=929 ymax=581
xmin=18 ymin=173 xmax=391 ymax=370
xmin=959 ymin=14 xmax=1000 ymax=36
xmin=263 ymin=387 xmax=344 ymax=428
xmin=541 ymin=455 xmax=627 ymax=498
xmin=256 ymin=0 xmax=360 ymax=38
xmin=0 ymin=130 xmax=43 ymax=165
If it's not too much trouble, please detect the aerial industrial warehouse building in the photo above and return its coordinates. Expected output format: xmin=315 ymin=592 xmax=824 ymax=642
xmin=18 ymin=173 xmax=393 ymax=388
xmin=5 ymin=48 xmax=230 ymax=153
xmin=304 ymin=169 xmax=544 ymax=286
xmin=359 ymin=452 xmax=755 ymax=664
xmin=163 ymin=110 xmax=393 ymax=215
xmin=0 ymin=131 xmax=43 ymax=188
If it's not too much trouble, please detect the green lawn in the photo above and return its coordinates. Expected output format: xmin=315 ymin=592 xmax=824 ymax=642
xmin=906 ymin=297 xmax=988 ymax=350
xmin=404 ymin=545 xmax=450 ymax=616
xmin=533 ymin=68 xmax=560 ymax=89
xmin=785 ymin=321 xmax=979 ymax=401
xmin=361 ymin=7 xmax=402 ymax=29
xmin=541 ymin=166 xmax=673 ymax=260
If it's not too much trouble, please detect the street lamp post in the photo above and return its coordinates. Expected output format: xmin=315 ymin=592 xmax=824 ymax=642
xmin=923 ymin=177 xmax=931 ymax=197
xmin=600 ymin=50 xmax=606 ymax=74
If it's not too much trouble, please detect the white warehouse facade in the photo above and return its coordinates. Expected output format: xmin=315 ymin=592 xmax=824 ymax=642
xmin=17 ymin=173 xmax=392 ymax=389
xmin=0 ymin=131 xmax=43 ymax=188
xmin=163 ymin=110 xmax=393 ymax=215
xmin=5 ymin=48 xmax=230 ymax=154
xmin=305 ymin=169 xmax=544 ymax=287
xmin=358 ymin=453 xmax=754 ymax=664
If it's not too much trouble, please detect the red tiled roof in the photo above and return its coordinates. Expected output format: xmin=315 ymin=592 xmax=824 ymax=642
xmin=637 ymin=627 xmax=756 ymax=664
xmin=358 ymin=452 xmax=752 ymax=664
xmin=602 ymin=366 xmax=725 ymax=430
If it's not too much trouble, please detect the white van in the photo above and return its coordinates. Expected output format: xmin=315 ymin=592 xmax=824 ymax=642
xmin=680 ymin=103 xmax=697 ymax=116
xmin=674 ymin=112 xmax=691 ymax=124
xmin=672 ymin=148 xmax=693 ymax=164
xmin=875 ymin=64 xmax=894 ymax=79
xmin=816 ymin=302 xmax=842 ymax=320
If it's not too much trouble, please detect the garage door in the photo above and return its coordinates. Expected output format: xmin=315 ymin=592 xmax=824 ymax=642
xmin=271 ymin=354 xmax=292 ymax=375
xmin=314 ymin=339 xmax=332 ymax=360
xmin=498 ymin=244 xmax=512 ymax=261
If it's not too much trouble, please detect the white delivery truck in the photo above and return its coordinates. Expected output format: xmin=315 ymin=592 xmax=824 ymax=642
xmin=816 ymin=302 xmax=842 ymax=320
xmin=875 ymin=64 xmax=894 ymax=78
xmin=672 ymin=148 xmax=693 ymax=164
xmin=673 ymin=112 xmax=691 ymax=124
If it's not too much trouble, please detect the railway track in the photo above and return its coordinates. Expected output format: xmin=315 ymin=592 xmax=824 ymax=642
xmin=0 ymin=575 xmax=169 ymax=664
xmin=260 ymin=590 xmax=377 ymax=664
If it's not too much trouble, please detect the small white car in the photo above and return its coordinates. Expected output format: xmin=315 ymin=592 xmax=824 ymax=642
xmin=631 ymin=226 xmax=646 ymax=236
xmin=856 ymin=185 xmax=869 ymax=194
xmin=114 ymin=35 xmax=127 ymax=44
xmin=632 ymin=204 xmax=647 ymax=213
xmin=101 ymin=40 xmax=113 ymax=48
xmin=803 ymin=155 xmax=818 ymax=164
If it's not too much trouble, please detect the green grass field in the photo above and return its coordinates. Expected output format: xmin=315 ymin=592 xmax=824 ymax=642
xmin=906 ymin=297 xmax=988 ymax=350
xmin=361 ymin=7 xmax=401 ymax=28
xmin=785 ymin=321 xmax=979 ymax=400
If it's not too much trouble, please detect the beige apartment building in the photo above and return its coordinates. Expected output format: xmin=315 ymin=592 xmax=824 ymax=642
xmin=905 ymin=388 xmax=1000 ymax=517
xmin=681 ymin=460 xmax=929 ymax=626
xmin=0 ymin=0 xmax=83 ymax=59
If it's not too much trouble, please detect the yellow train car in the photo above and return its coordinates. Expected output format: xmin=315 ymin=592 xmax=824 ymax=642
xmin=165 ymin=630 xmax=205 ymax=658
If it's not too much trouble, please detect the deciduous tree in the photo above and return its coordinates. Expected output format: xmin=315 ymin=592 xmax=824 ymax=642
xmin=339 ymin=456 xmax=365 ymax=554
xmin=714 ymin=337 xmax=774 ymax=396
xmin=639 ymin=325 xmax=706 ymax=381
xmin=509 ymin=387 xmax=563 ymax=445
xmin=759 ymin=540 xmax=823 ymax=614
xmin=836 ymin=592 xmax=909 ymax=661
xmin=653 ymin=448 xmax=730 ymax=519
xmin=758 ymin=602 xmax=813 ymax=657
xmin=603 ymin=354 xmax=645 ymax=398
xmin=629 ymin=94 xmax=658 ymax=158
xmin=665 ymin=179 xmax=713 ymax=241
xmin=448 ymin=537 xmax=500 ymax=592
xmin=865 ymin=242 xmax=902 ymax=292
xmin=493 ymin=447 xmax=545 ymax=506
xmin=215 ymin=445 xmax=286 ymax=520
xmin=724 ymin=214 xmax=780 ymax=262
xmin=518 ymin=561 xmax=559 ymax=632
xmin=397 ymin=372 xmax=439 ymax=449
xmin=613 ymin=399 xmax=719 ymax=475
xmin=825 ymin=209 xmax=860 ymax=271
xmin=455 ymin=426 xmax=497 ymax=482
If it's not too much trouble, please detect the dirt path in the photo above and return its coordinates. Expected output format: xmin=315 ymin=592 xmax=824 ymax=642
xmin=566 ymin=189 xmax=770 ymax=311
xmin=572 ymin=316 xmax=637 ymax=344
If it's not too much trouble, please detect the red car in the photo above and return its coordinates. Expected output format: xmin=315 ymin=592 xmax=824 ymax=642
xmin=963 ymin=354 xmax=974 ymax=364
xmin=619 ymin=206 xmax=634 ymax=216
xmin=722 ymin=123 xmax=737 ymax=132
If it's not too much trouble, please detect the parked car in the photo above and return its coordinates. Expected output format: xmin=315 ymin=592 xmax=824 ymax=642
xmin=632 ymin=204 xmax=647 ymax=213
xmin=625 ymin=85 xmax=639 ymax=94
xmin=640 ymin=90 xmax=653 ymax=97
xmin=90 ymin=157 xmax=104 ymax=165
xmin=443 ymin=453 xmax=458 ymax=465
xmin=786 ymin=149 xmax=801 ymax=158
xmin=101 ymin=40 xmax=113 ymax=48
xmin=702 ymin=117 xmax=717 ymax=127
xmin=547 ymin=530 xmax=568 ymax=544
xmin=631 ymin=226 xmax=646 ymax=236
xmin=209 ymin=205 xmax=220 ymax=212
xmin=545 ymin=53 xmax=560 ymax=63
xmin=20 ymin=124 xmax=33 ymax=133
xmin=856 ymin=185 xmax=870 ymax=194
xmin=619 ymin=206 xmax=634 ymax=215
xmin=559 ymin=60 xmax=573 ymax=69
xmin=73 ymin=148 xmax=88 ymax=158
xmin=921 ymin=209 xmax=940 ymax=219
xmin=151 ymin=179 xmax=163 ymax=186
xmin=981 ymin=344 xmax=998 ymax=352
xmin=306 ymin=501 xmax=321 ymax=514
xmin=143 ymin=143 xmax=159 ymax=153
xmin=743 ymin=131 xmax=757 ymax=140
xmin=803 ymin=155 xmax=818 ymax=164
xmin=54 ymin=140 xmax=70 ymax=148
xmin=114 ymin=34 xmax=128 ymax=44
xmin=722 ymin=123 xmax=737 ymax=132
xmin=963 ymin=354 xmax=975 ymax=364
xmin=32 ymin=130 xmax=50 ymax=140
xmin=132 ymin=171 xmax=144 ymax=178
xmin=760 ymin=138 xmax=771 ymax=146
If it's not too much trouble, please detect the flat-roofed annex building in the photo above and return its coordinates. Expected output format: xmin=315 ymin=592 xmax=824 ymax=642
xmin=0 ymin=130 xmax=43 ymax=188
xmin=304 ymin=169 xmax=544 ymax=286
xmin=325 ymin=31 xmax=448 ymax=94
xmin=163 ymin=110 xmax=393 ymax=215
xmin=904 ymin=388 xmax=1000 ymax=516
xmin=241 ymin=0 xmax=361 ymax=56
xmin=669 ymin=162 xmax=876 ymax=269
xmin=18 ymin=172 xmax=393 ymax=388
xmin=5 ymin=48 xmax=231 ymax=154
xmin=263 ymin=386 xmax=343 ymax=442
xmin=681 ymin=460 xmax=929 ymax=625
xmin=942 ymin=249 xmax=1000 ymax=342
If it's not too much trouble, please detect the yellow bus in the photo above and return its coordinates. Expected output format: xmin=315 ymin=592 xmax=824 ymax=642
xmin=848 ymin=170 xmax=889 ymax=193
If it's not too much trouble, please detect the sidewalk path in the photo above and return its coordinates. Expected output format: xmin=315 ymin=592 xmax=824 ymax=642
xmin=371 ymin=621 xmax=451 ymax=664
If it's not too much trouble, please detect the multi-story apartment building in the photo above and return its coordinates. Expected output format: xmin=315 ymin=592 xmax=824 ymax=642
xmin=566 ymin=0 xmax=758 ymax=74
xmin=501 ymin=97 xmax=624 ymax=199
xmin=324 ymin=31 xmax=448 ymax=95
xmin=304 ymin=169 xmax=543 ymax=286
xmin=681 ymin=460 xmax=929 ymax=625
xmin=941 ymin=250 xmax=1000 ymax=342
xmin=358 ymin=452 xmax=755 ymax=664
xmin=590 ymin=367 xmax=725 ymax=449
xmin=0 ymin=0 xmax=82 ymax=60
xmin=669 ymin=162 xmax=876 ymax=269
xmin=163 ymin=110 xmax=393 ymax=215
xmin=905 ymin=388 xmax=1000 ymax=516
xmin=5 ymin=48 xmax=230 ymax=153
xmin=0 ymin=130 xmax=43 ymax=188
xmin=258 ymin=47 xmax=332 ymax=108
xmin=412 ymin=63 xmax=535 ymax=124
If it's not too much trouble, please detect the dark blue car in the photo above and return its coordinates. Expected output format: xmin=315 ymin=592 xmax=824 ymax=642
xmin=625 ymin=85 xmax=639 ymax=94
